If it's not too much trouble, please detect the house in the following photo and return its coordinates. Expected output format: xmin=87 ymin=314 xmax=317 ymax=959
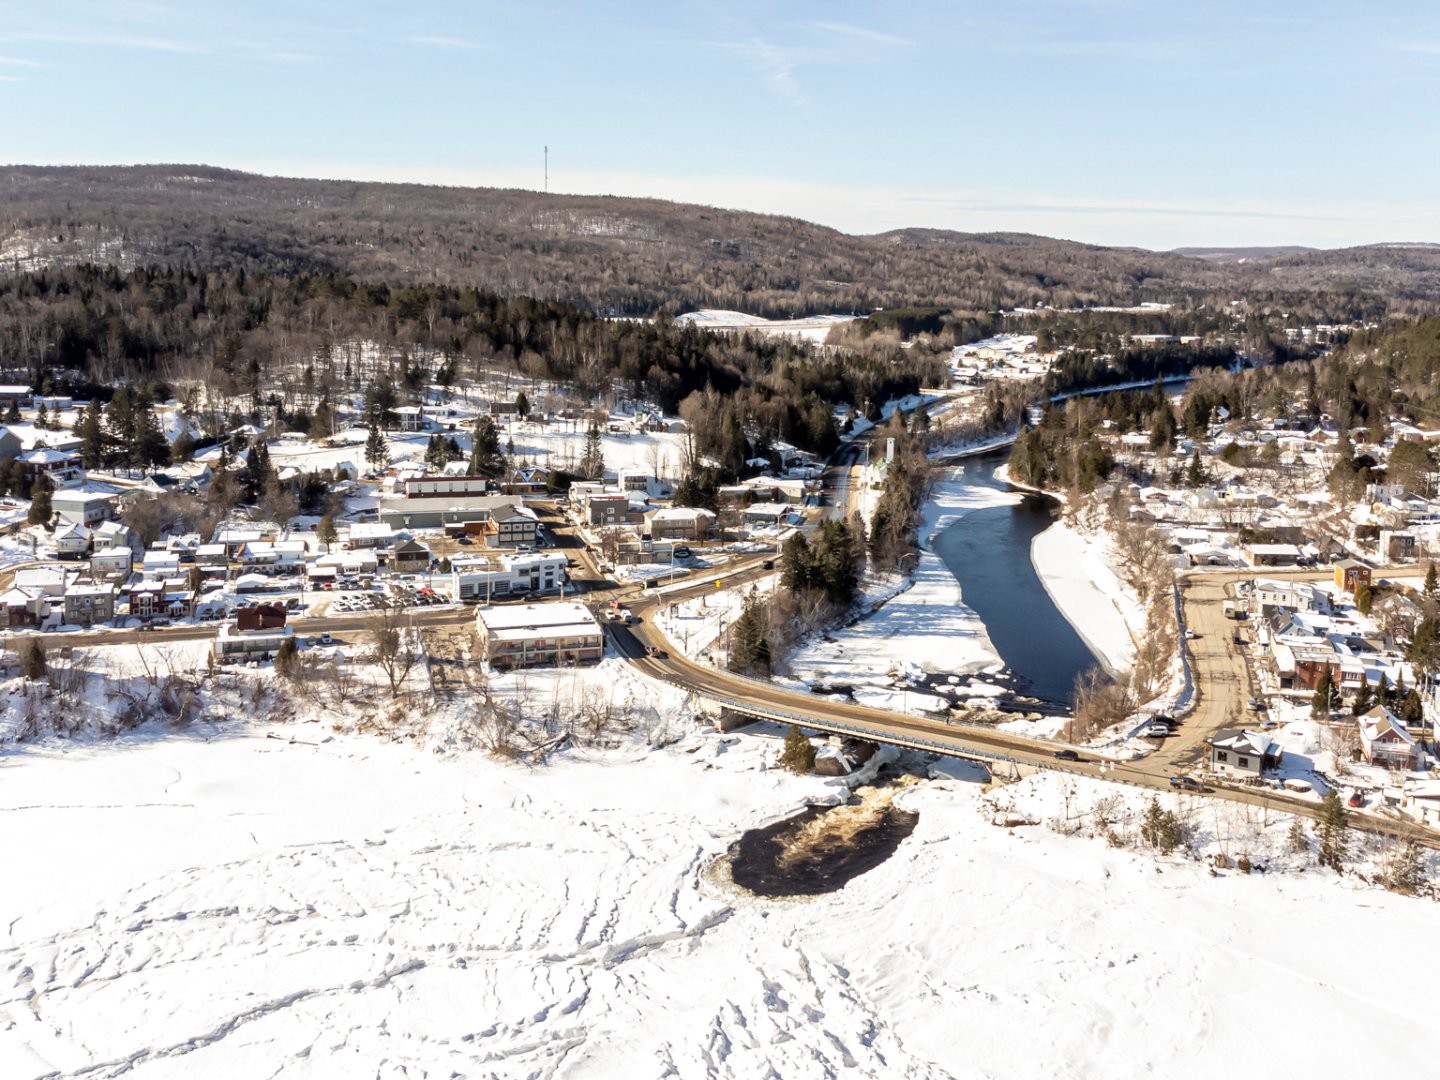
xmin=647 ymin=507 xmax=717 ymax=541
xmin=391 ymin=405 xmax=431 ymax=432
xmin=743 ymin=502 xmax=791 ymax=527
xmin=0 ymin=586 xmax=51 ymax=628
xmin=489 ymin=400 xmax=521 ymax=421
xmin=238 ymin=540 xmax=307 ymax=573
xmin=1401 ymin=780 xmax=1440 ymax=827
xmin=1207 ymin=729 xmax=1282 ymax=777
xmin=1244 ymin=543 xmax=1304 ymax=568
xmin=1334 ymin=559 xmax=1372 ymax=594
xmin=53 ymin=522 xmax=91 ymax=559
xmin=213 ymin=620 xmax=294 ymax=661
xmin=237 ymin=603 xmax=287 ymax=631
xmin=90 ymin=547 xmax=134 ymax=576
xmin=498 ymin=466 xmax=549 ymax=496
xmin=63 ymin=582 xmax=115 ymax=626
xmin=195 ymin=543 xmax=229 ymax=569
xmin=51 ymin=490 xmax=119 ymax=526
xmin=581 ymin=491 xmax=630 ymax=527
xmin=343 ymin=522 xmax=396 ymax=550
xmin=1358 ymin=706 xmax=1422 ymax=771
xmin=401 ymin=476 xmax=491 ymax=498
xmin=91 ymin=520 xmax=135 ymax=552
xmin=17 ymin=446 xmax=84 ymax=485
xmin=475 ymin=601 xmax=603 ymax=669
xmin=390 ymin=539 xmax=432 ymax=574
xmin=14 ymin=566 xmax=66 ymax=597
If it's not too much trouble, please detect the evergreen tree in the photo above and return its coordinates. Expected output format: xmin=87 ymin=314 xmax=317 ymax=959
xmin=468 ymin=416 xmax=503 ymax=476
xmin=1148 ymin=404 xmax=1176 ymax=450
xmin=1350 ymin=679 xmax=1372 ymax=717
xmin=515 ymin=390 xmax=529 ymax=419
xmin=1387 ymin=840 xmax=1426 ymax=895
xmin=170 ymin=430 xmax=196 ymax=464
xmin=3 ymin=398 xmax=19 ymax=423
xmin=317 ymin=513 xmax=338 ymax=546
xmin=241 ymin=437 xmax=273 ymax=500
xmin=1402 ymin=688 xmax=1424 ymax=726
xmin=1353 ymin=581 xmax=1373 ymax=615
xmin=728 ymin=587 xmax=770 ymax=675
xmin=579 ymin=420 xmax=605 ymax=481
xmin=274 ymin=636 xmax=300 ymax=680
xmin=364 ymin=423 xmax=388 ymax=474
xmin=1316 ymin=789 xmax=1349 ymax=871
xmin=1185 ymin=448 xmax=1206 ymax=488
xmin=1426 ymin=561 xmax=1438 ymax=600
xmin=779 ymin=725 xmax=816 ymax=775
xmin=1376 ymin=671 xmax=1391 ymax=709
xmin=34 ymin=402 xmax=48 ymax=430
xmin=131 ymin=406 xmax=171 ymax=468
xmin=309 ymin=397 xmax=335 ymax=440
xmin=27 ymin=473 xmax=53 ymax=526
xmin=1310 ymin=664 xmax=1339 ymax=719
xmin=75 ymin=399 xmax=106 ymax=470
xmin=779 ymin=532 xmax=812 ymax=592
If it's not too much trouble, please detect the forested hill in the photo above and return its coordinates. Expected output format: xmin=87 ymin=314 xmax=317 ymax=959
xmin=4 ymin=165 xmax=1439 ymax=318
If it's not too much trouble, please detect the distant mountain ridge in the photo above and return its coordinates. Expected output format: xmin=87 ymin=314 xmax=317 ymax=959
xmin=2 ymin=164 xmax=1438 ymax=316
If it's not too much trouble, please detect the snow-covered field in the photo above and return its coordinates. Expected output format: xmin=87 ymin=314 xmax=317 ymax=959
xmin=3 ymin=713 xmax=1435 ymax=1078
xmin=787 ymin=467 xmax=1013 ymax=696
xmin=674 ymin=309 xmax=859 ymax=344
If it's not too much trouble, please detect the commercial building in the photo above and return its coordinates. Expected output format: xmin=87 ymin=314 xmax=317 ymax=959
xmin=475 ymin=601 xmax=603 ymax=669
xmin=212 ymin=620 xmax=295 ymax=661
xmin=451 ymin=552 xmax=566 ymax=601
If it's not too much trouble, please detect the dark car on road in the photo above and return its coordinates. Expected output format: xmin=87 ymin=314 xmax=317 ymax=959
xmin=644 ymin=645 xmax=668 ymax=660
xmin=1054 ymin=749 xmax=1080 ymax=762
xmin=1169 ymin=776 xmax=1203 ymax=792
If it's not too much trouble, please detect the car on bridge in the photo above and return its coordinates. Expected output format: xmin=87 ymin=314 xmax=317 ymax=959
xmin=1169 ymin=776 xmax=1203 ymax=792
xmin=644 ymin=645 xmax=668 ymax=659
xmin=1053 ymin=748 xmax=1080 ymax=762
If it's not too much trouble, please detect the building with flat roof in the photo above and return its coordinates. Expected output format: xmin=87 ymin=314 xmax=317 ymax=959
xmin=475 ymin=601 xmax=603 ymax=669
xmin=212 ymin=620 xmax=294 ymax=661
xmin=451 ymin=552 xmax=566 ymax=602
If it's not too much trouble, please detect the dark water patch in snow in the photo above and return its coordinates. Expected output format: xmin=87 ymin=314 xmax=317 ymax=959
xmin=727 ymin=782 xmax=919 ymax=898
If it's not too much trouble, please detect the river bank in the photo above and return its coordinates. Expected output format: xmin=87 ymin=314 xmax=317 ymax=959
xmin=1030 ymin=519 xmax=1142 ymax=676
xmin=783 ymin=467 xmax=1014 ymax=707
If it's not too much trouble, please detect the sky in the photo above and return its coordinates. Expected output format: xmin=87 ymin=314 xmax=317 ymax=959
xmin=2 ymin=0 xmax=1439 ymax=250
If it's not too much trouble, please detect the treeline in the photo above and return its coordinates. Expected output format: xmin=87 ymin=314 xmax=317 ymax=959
xmin=0 ymin=264 xmax=937 ymax=461
xmin=1044 ymin=343 xmax=1237 ymax=398
xmin=7 ymin=166 xmax=1438 ymax=318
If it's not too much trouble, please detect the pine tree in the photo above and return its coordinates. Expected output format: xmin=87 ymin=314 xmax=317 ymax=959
xmin=728 ymin=588 xmax=770 ymax=675
xmin=1350 ymin=679 xmax=1372 ymax=717
xmin=468 ymin=416 xmax=503 ymax=476
xmin=1387 ymin=840 xmax=1426 ymax=895
xmin=131 ymin=406 xmax=171 ymax=468
xmin=580 ymin=420 xmax=605 ymax=481
xmin=515 ymin=390 xmax=530 ymax=419
xmin=364 ymin=423 xmax=388 ymax=474
xmin=1185 ymin=448 xmax=1206 ymax=488
xmin=274 ymin=636 xmax=300 ymax=680
xmin=1316 ymin=789 xmax=1348 ymax=871
xmin=27 ymin=473 xmax=53 ymax=525
xmin=75 ymin=399 xmax=106 ymax=469
xmin=779 ymin=532 xmax=812 ymax=592
xmin=309 ymin=397 xmax=335 ymax=441
xmin=1402 ymin=688 xmax=1424 ymax=726
xmin=34 ymin=402 xmax=48 ymax=430
xmin=1426 ymin=561 xmax=1438 ymax=600
xmin=780 ymin=726 xmax=816 ymax=775
xmin=1311 ymin=664 xmax=1339 ymax=719
xmin=3 ymin=398 xmax=19 ymax=423
xmin=1353 ymin=581 xmax=1373 ymax=615
xmin=317 ymin=513 xmax=338 ymax=546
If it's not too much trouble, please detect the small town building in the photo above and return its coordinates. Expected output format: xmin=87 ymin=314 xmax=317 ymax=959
xmin=450 ymin=552 xmax=566 ymax=602
xmin=475 ymin=601 xmax=603 ymax=669
xmin=63 ymin=582 xmax=115 ymax=626
xmin=1334 ymin=559 xmax=1372 ymax=594
xmin=53 ymin=522 xmax=91 ymax=559
xmin=51 ymin=490 xmax=119 ymax=526
xmin=390 ymin=539 xmax=433 ymax=574
xmin=647 ymin=507 xmax=717 ymax=541
xmin=1207 ymin=729 xmax=1282 ymax=777
xmin=1358 ymin=706 xmax=1422 ymax=771
xmin=213 ymin=620 xmax=294 ymax=661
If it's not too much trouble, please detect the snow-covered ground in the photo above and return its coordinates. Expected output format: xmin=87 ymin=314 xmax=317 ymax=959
xmin=1031 ymin=519 xmax=1142 ymax=675
xmin=787 ymin=467 xmax=1012 ymax=699
xmin=3 ymin=715 xmax=1436 ymax=1078
xmin=674 ymin=309 xmax=859 ymax=344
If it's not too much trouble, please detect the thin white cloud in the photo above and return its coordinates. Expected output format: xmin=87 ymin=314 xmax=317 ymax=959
xmin=806 ymin=21 xmax=914 ymax=48
xmin=720 ymin=39 xmax=807 ymax=103
xmin=0 ymin=74 xmax=23 ymax=82
xmin=407 ymin=35 xmax=482 ymax=50
xmin=0 ymin=57 xmax=41 ymax=67
xmin=22 ymin=31 xmax=207 ymax=53
xmin=1393 ymin=41 xmax=1440 ymax=55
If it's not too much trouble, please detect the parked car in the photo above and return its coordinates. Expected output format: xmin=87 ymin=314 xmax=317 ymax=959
xmin=1348 ymin=790 xmax=1364 ymax=808
xmin=1144 ymin=723 xmax=1171 ymax=738
xmin=761 ymin=559 xmax=775 ymax=570
xmin=1247 ymin=698 xmax=1266 ymax=712
xmin=1054 ymin=749 xmax=1080 ymax=762
xmin=1183 ymin=629 xmax=1199 ymax=640
xmin=1169 ymin=776 xmax=1203 ymax=792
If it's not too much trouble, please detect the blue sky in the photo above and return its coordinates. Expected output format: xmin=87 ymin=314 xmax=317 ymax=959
xmin=2 ymin=1 xmax=1438 ymax=248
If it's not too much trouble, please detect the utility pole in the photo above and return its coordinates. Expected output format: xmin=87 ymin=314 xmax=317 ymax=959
xmin=544 ymin=146 xmax=548 ymax=194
